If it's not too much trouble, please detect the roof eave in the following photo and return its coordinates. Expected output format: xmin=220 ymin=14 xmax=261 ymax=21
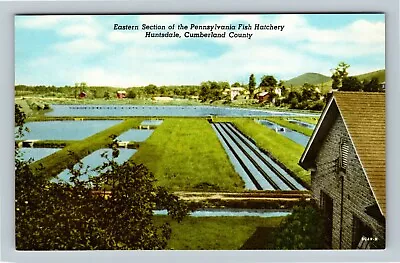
xmin=299 ymin=94 xmax=337 ymax=170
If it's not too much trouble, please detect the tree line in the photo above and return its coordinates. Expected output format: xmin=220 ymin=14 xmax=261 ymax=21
xmin=331 ymin=62 xmax=383 ymax=92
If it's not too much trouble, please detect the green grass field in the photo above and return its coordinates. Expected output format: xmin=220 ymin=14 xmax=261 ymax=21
xmin=265 ymin=117 xmax=314 ymax=136
xmin=215 ymin=118 xmax=310 ymax=186
xmin=155 ymin=215 xmax=284 ymax=250
xmin=31 ymin=118 xmax=144 ymax=178
xmin=131 ymin=118 xmax=244 ymax=191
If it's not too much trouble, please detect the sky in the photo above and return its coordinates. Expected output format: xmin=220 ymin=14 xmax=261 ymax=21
xmin=15 ymin=14 xmax=385 ymax=87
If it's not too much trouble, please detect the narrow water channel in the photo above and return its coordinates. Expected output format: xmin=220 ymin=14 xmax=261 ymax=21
xmin=257 ymin=120 xmax=310 ymax=147
xmin=154 ymin=208 xmax=292 ymax=218
xmin=212 ymin=122 xmax=305 ymax=191
xmin=287 ymin=119 xmax=316 ymax=129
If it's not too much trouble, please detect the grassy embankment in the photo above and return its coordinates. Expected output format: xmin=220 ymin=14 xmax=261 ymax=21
xmin=214 ymin=117 xmax=310 ymax=186
xmin=155 ymin=216 xmax=284 ymax=250
xmin=31 ymin=118 xmax=144 ymax=178
xmin=264 ymin=117 xmax=314 ymax=137
xmin=131 ymin=118 xmax=244 ymax=192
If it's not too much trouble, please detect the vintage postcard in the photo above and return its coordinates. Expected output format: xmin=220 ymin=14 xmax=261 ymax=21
xmin=14 ymin=13 xmax=385 ymax=250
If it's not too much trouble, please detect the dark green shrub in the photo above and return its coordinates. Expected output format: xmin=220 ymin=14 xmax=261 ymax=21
xmin=273 ymin=203 xmax=324 ymax=249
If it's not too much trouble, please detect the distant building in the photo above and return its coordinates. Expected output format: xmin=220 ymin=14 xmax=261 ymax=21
xmin=273 ymin=87 xmax=282 ymax=97
xmin=257 ymin=87 xmax=281 ymax=103
xmin=79 ymin=91 xmax=87 ymax=99
xmin=116 ymin=91 xmax=127 ymax=99
xmin=257 ymin=91 xmax=269 ymax=103
xmin=230 ymin=87 xmax=245 ymax=100
xmin=299 ymin=92 xmax=385 ymax=249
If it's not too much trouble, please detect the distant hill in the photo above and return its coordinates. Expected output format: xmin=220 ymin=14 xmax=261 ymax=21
xmin=286 ymin=69 xmax=385 ymax=94
xmin=285 ymin=73 xmax=331 ymax=86
xmin=354 ymin=69 xmax=385 ymax=83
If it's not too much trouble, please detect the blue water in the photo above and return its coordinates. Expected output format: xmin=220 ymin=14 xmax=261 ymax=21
xmin=154 ymin=208 xmax=291 ymax=218
xmin=140 ymin=119 xmax=164 ymax=126
xmin=288 ymin=119 xmax=316 ymax=130
xmin=117 ymin=129 xmax=154 ymax=142
xmin=17 ymin=148 xmax=61 ymax=162
xmin=212 ymin=122 xmax=305 ymax=191
xmin=257 ymin=120 xmax=310 ymax=147
xmin=17 ymin=120 xmax=122 ymax=141
xmin=211 ymin=124 xmax=259 ymax=190
xmin=56 ymin=148 xmax=137 ymax=182
xmin=46 ymin=105 xmax=316 ymax=117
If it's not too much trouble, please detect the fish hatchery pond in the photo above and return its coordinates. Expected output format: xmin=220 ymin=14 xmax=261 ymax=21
xmin=46 ymin=104 xmax=316 ymax=117
xmin=17 ymin=104 xmax=317 ymax=216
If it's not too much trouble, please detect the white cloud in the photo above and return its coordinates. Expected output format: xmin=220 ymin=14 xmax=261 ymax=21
xmin=16 ymin=15 xmax=95 ymax=30
xmin=53 ymin=38 xmax=107 ymax=54
xmin=78 ymin=68 xmax=144 ymax=87
xmin=299 ymin=42 xmax=385 ymax=57
xmin=16 ymin=14 xmax=385 ymax=86
xmin=59 ymin=24 xmax=99 ymax=38
xmin=107 ymin=31 xmax=142 ymax=43
xmin=16 ymin=15 xmax=69 ymax=29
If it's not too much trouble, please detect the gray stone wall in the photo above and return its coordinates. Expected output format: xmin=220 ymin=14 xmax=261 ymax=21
xmin=312 ymin=114 xmax=385 ymax=249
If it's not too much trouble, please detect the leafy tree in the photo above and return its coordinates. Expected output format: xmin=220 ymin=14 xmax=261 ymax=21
xmin=92 ymin=89 xmax=98 ymax=98
xmin=231 ymin=82 xmax=241 ymax=87
xmin=80 ymin=82 xmax=87 ymax=92
xmin=74 ymin=83 xmax=79 ymax=98
xmin=331 ymin=62 xmax=350 ymax=90
xmin=15 ymin=106 xmax=189 ymax=250
xmin=248 ymin=74 xmax=256 ymax=96
xmin=127 ymin=90 xmax=137 ymax=99
xmin=199 ymin=81 xmax=211 ymax=102
xmin=159 ymin=86 xmax=166 ymax=96
xmin=15 ymin=104 xmax=27 ymax=138
xmin=363 ymin=77 xmax=382 ymax=92
xmin=273 ymin=203 xmax=325 ymax=249
xmin=301 ymin=83 xmax=316 ymax=101
xmin=340 ymin=76 xmax=363 ymax=91
xmin=259 ymin=75 xmax=277 ymax=89
xmin=199 ymin=81 xmax=225 ymax=102
xmin=145 ymin=84 xmax=158 ymax=95
xmin=104 ymin=91 xmax=110 ymax=100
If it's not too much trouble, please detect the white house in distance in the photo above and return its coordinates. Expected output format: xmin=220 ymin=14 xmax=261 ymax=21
xmin=230 ymin=87 xmax=246 ymax=100
xmin=299 ymin=91 xmax=385 ymax=249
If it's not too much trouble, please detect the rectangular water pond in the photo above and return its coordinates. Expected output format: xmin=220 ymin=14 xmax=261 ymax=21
xmin=46 ymin=105 xmax=317 ymax=117
xmin=140 ymin=119 xmax=163 ymax=126
xmin=17 ymin=148 xmax=61 ymax=162
xmin=154 ymin=208 xmax=291 ymax=218
xmin=17 ymin=120 xmax=122 ymax=141
xmin=56 ymin=148 xmax=137 ymax=182
xmin=117 ymin=129 xmax=154 ymax=142
xmin=257 ymin=120 xmax=310 ymax=147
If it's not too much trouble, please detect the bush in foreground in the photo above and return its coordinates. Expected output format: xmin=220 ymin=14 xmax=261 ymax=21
xmin=273 ymin=202 xmax=325 ymax=249
xmin=15 ymin=105 xmax=189 ymax=250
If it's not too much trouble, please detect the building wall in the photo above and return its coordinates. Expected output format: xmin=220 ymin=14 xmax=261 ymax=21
xmin=312 ymin=113 xmax=385 ymax=249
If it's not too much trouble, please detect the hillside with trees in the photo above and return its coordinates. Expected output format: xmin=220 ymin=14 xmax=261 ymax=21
xmin=285 ymin=73 xmax=331 ymax=87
